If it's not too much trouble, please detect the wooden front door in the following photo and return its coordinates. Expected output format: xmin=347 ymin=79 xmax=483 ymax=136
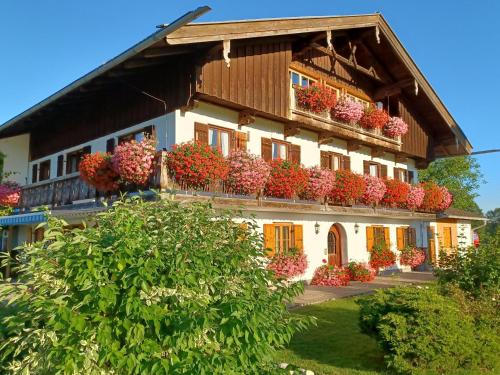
xmin=427 ymin=226 xmax=436 ymax=265
xmin=327 ymin=225 xmax=342 ymax=266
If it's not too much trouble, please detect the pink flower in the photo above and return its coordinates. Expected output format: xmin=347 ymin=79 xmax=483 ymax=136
xmin=332 ymin=97 xmax=364 ymax=124
xmin=362 ymin=175 xmax=386 ymax=206
xmin=112 ymin=138 xmax=157 ymax=186
xmin=383 ymin=116 xmax=409 ymax=137
xmin=407 ymin=185 xmax=425 ymax=210
xmin=225 ymin=151 xmax=270 ymax=195
xmin=267 ymin=253 xmax=308 ymax=279
xmin=399 ymin=247 xmax=426 ymax=268
xmin=311 ymin=265 xmax=350 ymax=287
xmin=0 ymin=182 xmax=20 ymax=207
xmin=437 ymin=186 xmax=453 ymax=211
xmin=299 ymin=167 xmax=335 ymax=201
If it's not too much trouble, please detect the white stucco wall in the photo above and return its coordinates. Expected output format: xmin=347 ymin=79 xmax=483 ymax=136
xmin=0 ymin=134 xmax=30 ymax=185
xmin=457 ymin=220 xmax=473 ymax=248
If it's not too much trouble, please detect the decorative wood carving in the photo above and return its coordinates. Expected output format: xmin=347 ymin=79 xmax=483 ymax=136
xmin=180 ymin=98 xmax=199 ymax=113
xmin=395 ymin=154 xmax=407 ymax=163
xmin=318 ymin=132 xmax=332 ymax=145
xmin=371 ymin=147 xmax=385 ymax=158
xmin=238 ymin=110 xmax=255 ymax=126
xmin=223 ymin=39 xmax=231 ymax=67
xmin=284 ymin=124 xmax=300 ymax=138
xmin=347 ymin=140 xmax=361 ymax=152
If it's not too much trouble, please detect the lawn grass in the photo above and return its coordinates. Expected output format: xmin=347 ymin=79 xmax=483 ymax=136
xmin=275 ymin=297 xmax=389 ymax=375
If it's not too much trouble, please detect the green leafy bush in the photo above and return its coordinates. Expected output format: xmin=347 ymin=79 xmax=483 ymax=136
xmin=358 ymin=286 xmax=499 ymax=374
xmin=0 ymin=197 xmax=313 ymax=374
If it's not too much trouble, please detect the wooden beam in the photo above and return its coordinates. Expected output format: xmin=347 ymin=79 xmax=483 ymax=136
xmin=123 ymin=58 xmax=168 ymax=69
xmin=416 ymin=160 xmax=430 ymax=169
xmin=180 ymin=98 xmax=199 ymax=113
xmin=238 ymin=110 xmax=255 ymax=126
xmin=374 ymin=78 xmax=414 ymax=100
xmin=347 ymin=140 xmax=361 ymax=152
xmin=284 ymin=124 xmax=300 ymax=138
xmin=318 ymin=131 xmax=332 ymax=145
xmin=395 ymin=154 xmax=407 ymax=163
xmin=371 ymin=147 xmax=385 ymax=158
xmin=142 ymin=46 xmax=194 ymax=58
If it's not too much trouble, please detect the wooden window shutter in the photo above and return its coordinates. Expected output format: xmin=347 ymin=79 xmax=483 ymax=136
xmin=32 ymin=164 xmax=38 ymax=183
xmin=396 ymin=227 xmax=405 ymax=250
xmin=194 ymin=123 xmax=209 ymax=144
xmin=363 ymin=160 xmax=370 ymax=175
xmin=263 ymin=224 xmax=275 ymax=256
xmin=320 ymin=151 xmax=330 ymax=170
xmin=443 ymin=227 xmax=452 ymax=248
xmin=408 ymin=171 xmax=415 ymax=184
xmin=384 ymin=227 xmax=391 ymax=248
xmin=289 ymin=144 xmax=301 ymax=164
xmin=394 ymin=168 xmax=401 ymax=181
xmin=366 ymin=226 xmax=374 ymax=251
xmin=380 ymin=165 xmax=388 ymax=178
xmin=409 ymin=227 xmax=417 ymax=247
xmin=56 ymin=155 xmax=64 ymax=177
xmin=106 ymin=138 xmax=116 ymax=153
xmin=342 ymin=155 xmax=351 ymax=171
xmin=292 ymin=224 xmax=304 ymax=253
xmin=261 ymin=137 xmax=272 ymax=162
xmin=235 ymin=131 xmax=247 ymax=152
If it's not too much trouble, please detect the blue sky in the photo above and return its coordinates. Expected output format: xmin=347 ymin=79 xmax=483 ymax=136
xmin=1 ymin=1 xmax=498 ymax=211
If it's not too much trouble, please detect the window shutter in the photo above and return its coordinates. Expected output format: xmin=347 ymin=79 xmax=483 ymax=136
xmin=289 ymin=144 xmax=301 ymax=164
xmin=366 ymin=226 xmax=374 ymax=252
xmin=342 ymin=155 xmax=351 ymax=171
xmin=384 ymin=227 xmax=391 ymax=249
xmin=194 ymin=123 xmax=209 ymax=144
xmin=363 ymin=160 xmax=370 ymax=175
xmin=397 ymin=227 xmax=405 ymax=250
xmin=106 ymin=138 xmax=116 ymax=153
xmin=409 ymin=227 xmax=417 ymax=247
xmin=82 ymin=146 xmax=91 ymax=155
xmin=235 ymin=131 xmax=247 ymax=152
xmin=56 ymin=155 xmax=64 ymax=177
xmin=261 ymin=137 xmax=272 ymax=162
xmin=320 ymin=151 xmax=330 ymax=170
xmin=443 ymin=227 xmax=452 ymax=248
xmin=408 ymin=171 xmax=415 ymax=184
xmin=292 ymin=224 xmax=303 ymax=253
xmin=263 ymin=224 xmax=275 ymax=256
xmin=32 ymin=164 xmax=38 ymax=183
xmin=380 ymin=164 xmax=388 ymax=178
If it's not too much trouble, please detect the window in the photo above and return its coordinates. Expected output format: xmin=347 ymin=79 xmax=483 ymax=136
xmin=56 ymin=155 xmax=64 ymax=177
xmin=363 ymin=160 xmax=387 ymax=178
xmin=394 ymin=168 xmax=415 ymax=183
xmin=321 ymin=151 xmax=350 ymax=171
xmin=261 ymin=138 xmax=300 ymax=164
xmin=106 ymin=138 xmax=116 ymax=153
xmin=263 ymin=223 xmax=303 ymax=256
xmin=272 ymin=140 xmax=289 ymax=160
xmin=208 ymin=126 xmax=231 ymax=157
xmin=38 ymin=160 xmax=51 ymax=181
xmin=366 ymin=225 xmax=390 ymax=251
xmin=31 ymin=164 xmax=38 ymax=183
xmin=66 ymin=146 xmax=91 ymax=175
xmin=118 ymin=126 xmax=153 ymax=144
xmin=345 ymin=93 xmax=370 ymax=108
xmin=397 ymin=226 xmax=417 ymax=250
xmin=194 ymin=123 xmax=247 ymax=155
xmin=290 ymin=70 xmax=315 ymax=88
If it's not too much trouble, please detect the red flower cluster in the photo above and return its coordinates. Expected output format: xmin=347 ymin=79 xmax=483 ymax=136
xmin=0 ymin=182 xmax=21 ymax=207
xmin=382 ymin=179 xmax=410 ymax=208
xmin=264 ymin=160 xmax=308 ymax=199
xmin=167 ymin=141 xmax=229 ymax=190
xmin=79 ymin=152 xmax=119 ymax=192
xmin=267 ymin=253 xmax=308 ymax=279
xmin=328 ymin=170 xmax=366 ymax=205
xmin=359 ymin=105 xmax=389 ymax=130
xmin=369 ymin=248 xmax=397 ymax=270
xmin=420 ymin=181 xmax=450 ymax=212
xmin=346 ymin=261 xmax=376 ymax=282
xmin=294 ymin=83 xmax=337 ymax=114
xmin=310 ymin=265 xmax=351 ymax=287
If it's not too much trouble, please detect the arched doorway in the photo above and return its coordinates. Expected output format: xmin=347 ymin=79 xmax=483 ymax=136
xmin=327 ymin=224 xmax=342 ymax=266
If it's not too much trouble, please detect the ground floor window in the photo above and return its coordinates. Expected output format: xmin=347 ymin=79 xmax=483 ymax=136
xmin=397 ymin=226 xmax=417 ymax=250
xmin=366 ymin=225 xmax=390 ymax=251
xmin=263 ymin=222 xmax=303 ymax=256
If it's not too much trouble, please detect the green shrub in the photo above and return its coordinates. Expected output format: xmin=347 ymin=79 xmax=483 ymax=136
xmin=358 ymin=286 xmax=499 ymax=374
xmin=0 ymin=197 xmax=313 ymax=374
xmin=435 ymin=235 xmax=500 ymax=298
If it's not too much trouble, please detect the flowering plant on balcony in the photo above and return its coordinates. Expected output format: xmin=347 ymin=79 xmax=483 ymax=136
xmin=369 ymin=245 xmax=397 ymax=270
xmin=225 ymin=151 xmax=270 ymax=196
xmin=346 ymin=261 xmax=376 ymax=282
xmin=328 ymin=170 xmax=366 ymax=205
xmin=362 ymin=175 xmax=386 ymax=206
xmin=382 ymin=179 xmax=410 ymax=208
xmin=383 ymin=116 xmax=409 ymax=138
xmin=0 ymin=182 xmax=21 ymax=207
xmin=406 ymin=184 xmax=425 ymax=210
xmin=267 ymin=249 xmax=308 ymax=279
xmin=167 ymin=141 xmax=229 ymax=190
xmin=331 ymin=97 xmax=364 ymax=124
xmin=264 ymin=160 xmax=308 ymax=199
xmin=79 ymin=152 xmax=119 ymax=192
xmin=298 ymin=167 xmax=334 ymax=202
xmin=112 ymin=137 xmax=156 ymax=186
xmin=437 ymin=186 xmax=453 ymax=211
xmin=311 ymin=263 xmax=350 ymax=287
xmin=359 ymin=105 xmax=389 ymax=130
xmin=294 ymin=83 xmax=337 ymax=114
xmin=399 ymin=247 xmax=426 ymax=268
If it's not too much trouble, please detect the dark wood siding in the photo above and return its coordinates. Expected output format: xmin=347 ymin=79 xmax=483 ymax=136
xmin=198 ymin=39 xmax=292 ymax=119
xmin=399 ymin=98 xmax=433 ymax=159
xmin=30 ymin=57 xmax=195 ymax=160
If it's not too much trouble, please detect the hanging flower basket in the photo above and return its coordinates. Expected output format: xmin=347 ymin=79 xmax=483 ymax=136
xmin=362 ymin=175 xmax=386 ymax=206
xmin=359 ymin=105 xmax=389 ymax=130
xmin=332 ymin=97 xmax=364 ymax=124
xmin=406 ymin=184 xmax=425 ymax=210
xmin=294 ymin=83 xmax=337 ymax=114
xmin=369 ymin=247 xmax=397 ymax=270
xmin=298 ymin=167 xmax=334 ymax=202
xmin=0 ymin=182 xmax=21 ymax=207
xmin=166 ymin=141 xmax=229 ymax=190
xmin=225 ymin=151 xmax=270 ymax=196
xmin=267 ymin=252 xmax=308 ymax=279
xmin=328 ymin=170 xmax=366 ymax=205
xmin=399 ymin=247 xmax=426 ymax=268
xmin=382 ymin=179 xmax=410 ymax=208
xmin=112 ymin=137 xmax=157 ymax=186
xmin=346 ymin=261 xmax=376 ymax=282
xmin=264 ymin=160 xmax=308 ymax=199
xmin=310 ymin=264 xmax=351 ymax=287
xmin=437 ymin=186 xmax=453 ymax=211
xmin=79 ymin=152 xmax=119 ymax=192
xmin=383 ymin=116 xmax=409 ymax=138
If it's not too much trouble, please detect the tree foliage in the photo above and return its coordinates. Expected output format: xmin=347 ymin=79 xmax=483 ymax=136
xmin=418 ymin=156 xmax=483 ymax=212
xmin=0 ymin=197 xmax=313 ymax=374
